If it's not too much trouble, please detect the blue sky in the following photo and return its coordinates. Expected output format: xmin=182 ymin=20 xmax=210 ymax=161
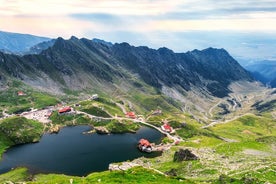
xmin=1 ymin=0 xmax=276 ymax=61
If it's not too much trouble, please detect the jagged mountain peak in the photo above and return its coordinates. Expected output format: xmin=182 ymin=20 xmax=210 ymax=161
xmin=157 ymin=47 xmax=174 ymax=55
xmin=92 ymin=38 xmax=113 ymax=47
xmin=202 ymin=47 xmax=226 ymax=52
xmin=70 ymin=36 xmax=79 ymax=41
xmin=0 ymin=36 xmax=253 ymax=98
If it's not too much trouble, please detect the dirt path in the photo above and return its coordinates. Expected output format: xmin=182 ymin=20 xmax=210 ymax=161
xmin=209 ymin=100 xmax=222 ymax=117
xmin=116 ymin=102 xmax=127 ymax=114
xmin=202 ymin=113 xmax=254 ymax=128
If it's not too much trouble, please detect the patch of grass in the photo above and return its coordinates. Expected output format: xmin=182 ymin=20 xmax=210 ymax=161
xmin=84 ymin=98 xmax=125 ymax=116
xmin=162 ymin=137 xmax=174 ymax=144
xmin=75 ymin=115 xmax=94 ymax=125
xmin=0 ymin=82 xmax=59 ymax=114
xmin=215 ymin=141 xmax=269 ymax=156
xmin=131 ymin=94 xmax=181 ymax=114
xmin=0 ymin=168 xmax=30 ymax=183
xmin=156 ymin=159 xmax=204 ymax=178
xmin=8 ymin=106 xmax=32 ymax=115
xmin=50 ymin=112 xmax=94 ymax=125
xmin=182 ymin=136 xmax=223 ymax=148
xmin=30 ymin=167 xmax=185 ymax=184
xmin=102 ymin=104 xmax=125 ymax=116
xmin=0 ymin=132 xmax=13 ymax=155
xmin=81 ymin=106 xmax=111 ymax=118
xmin=210 ymin=114 xmax=276 ymax=142
xmin=199 ymin=169 xmax=218 ymax=175
xmin=95 ymin=97 xmax=116 ymax=107
xmin=239 ymin=116 xmax=257 ymax=126
xmin=90 ymin=119 xmax=140 ymax=133
xmin=32 ymin=92 xmax=60 ymax=109
xmin=232 ymin=166 xmax=276 ymax=183
xmin=212 ymin=174 xmax=244 ymax=184
xmin=0 ymin=116 xmax=43 ymax=145
xmin=106 ymin=121 xmax=141 ymax=133
xmin=256 ymin=136 xmax=276 ymax=144
xmin=176 ymin=124 xmax=199 ymax=139
xmin=50 ymin=111 xmax=76 ymax=125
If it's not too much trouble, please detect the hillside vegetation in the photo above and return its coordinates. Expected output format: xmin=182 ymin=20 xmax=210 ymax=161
xmin=0 ymin=80 xmax=59 ymax=114
xmin=0 ymin=36 xmax=275 ymax=183
xmin=0 ymin=90 xmax=275 ymax=183
xmin=0 ymin=116 xmax=44 ymax=155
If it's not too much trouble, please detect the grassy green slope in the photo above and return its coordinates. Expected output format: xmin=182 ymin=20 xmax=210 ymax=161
xmin=0 ymin=168 xmax=30 ymax=183
xmin=0 ymin=80 xmax=59 ymax=114
xmin=144 ymin=114 xmax=276 ymax=183
xmin=0 ymin=79 xmax=275 ymax=183
xmin=0 ymin=116 xmax=44 ymax=156
xmin=30 ymin=167 xmax=186 ymax=184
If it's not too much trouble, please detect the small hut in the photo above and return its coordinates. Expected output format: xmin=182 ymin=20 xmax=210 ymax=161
xmin=58 ymin=107 xmax=72 ymax=114
xmin=161 ymin=123 xmax=173 ymax=133
xmin=138 ymin=139 xmax=152 ymax=153
xmin=17 ymin=91 xmax=26 ymax=96
xmin=126 ymin=112 xmax=136 ymax=119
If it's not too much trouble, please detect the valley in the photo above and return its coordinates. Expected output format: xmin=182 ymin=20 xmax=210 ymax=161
xmin=0 ymin=78 xmax=275 ymax=183
xmin=0 ymin=35 xmax=275 ymax=183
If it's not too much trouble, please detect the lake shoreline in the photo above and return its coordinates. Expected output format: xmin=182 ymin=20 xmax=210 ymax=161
xmin=0 ymin=125 xmax=163 ymax=176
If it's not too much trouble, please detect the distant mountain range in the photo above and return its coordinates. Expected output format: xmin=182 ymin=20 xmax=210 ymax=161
xmin=0 ymin=31 xmax=51 ymax=54
xmin=243 ymin=61 xmax=276 ymax=87
xmin=0 ymin=34 xmax=253 ymax=99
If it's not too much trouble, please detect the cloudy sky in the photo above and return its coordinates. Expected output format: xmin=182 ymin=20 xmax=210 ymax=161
xmin=1 ymin=0 xmax=276 ymax=61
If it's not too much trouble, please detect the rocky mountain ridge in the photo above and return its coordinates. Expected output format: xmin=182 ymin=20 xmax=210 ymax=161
xmin=0 ymin=36 xmax=253 ymax=98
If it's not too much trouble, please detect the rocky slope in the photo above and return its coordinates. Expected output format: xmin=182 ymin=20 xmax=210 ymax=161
xmin=0 ymin=36 xmax=260 ymax=122
xmin=0 ymin=37 xmax=252 ymax=97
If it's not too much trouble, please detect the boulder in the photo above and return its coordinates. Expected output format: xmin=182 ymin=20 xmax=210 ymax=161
xmin=165 ymin=168 xmax=178 ymax=176
xmin=109 ymin=162 xmax=139 ymax=171
xmin=49 ymin=125 xmax=60 ymax=134
xmin=173 ymin=149 xmax=198 ymax=162
xmin=95 ymin=126 xmax=110 ymax=134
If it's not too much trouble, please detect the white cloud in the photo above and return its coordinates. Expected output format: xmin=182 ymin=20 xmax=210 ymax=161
xmin=1 ymin=0 xmax=276 ymax=59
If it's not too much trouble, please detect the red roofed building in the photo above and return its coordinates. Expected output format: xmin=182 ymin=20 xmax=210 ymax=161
xmin=139 ymin=139 xmax=151 ymax=147
xmin=138 ymin=139 xmax=152 ymax=153
xmin=126 ymin=112 xmax=136 ymax=119
xmin=17 ymin=91 xmax=26 ymax=96
xmin=161 ymin=123 xmax=173 ymax=133
xmin=58 ymin=107 xmax=72 ymax=114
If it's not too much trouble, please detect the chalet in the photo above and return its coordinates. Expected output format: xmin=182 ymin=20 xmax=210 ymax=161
xmin=91 ymin=94 xmax=99 ymax=100
xmin=152 ymin=109 xmax=162 ymax=115
xmin=17 ymin=91 xmax=26 ymax=96
xmin=138 ymin=139 xmax=152 ymax=153
xmin=126 ymin=112 xmax=136 ymax=119
xmin=161 ymin=123 xmax=173 ymax=133
xmin=58 ymin=107 xmax=72 ymax=114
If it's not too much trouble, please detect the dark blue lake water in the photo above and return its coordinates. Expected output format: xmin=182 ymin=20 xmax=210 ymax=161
xmin=0 ymin=126 xmax=162 ymax=176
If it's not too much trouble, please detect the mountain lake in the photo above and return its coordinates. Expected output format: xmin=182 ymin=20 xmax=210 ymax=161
xmin=0 ymin=126 xmax=162 ymax=176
